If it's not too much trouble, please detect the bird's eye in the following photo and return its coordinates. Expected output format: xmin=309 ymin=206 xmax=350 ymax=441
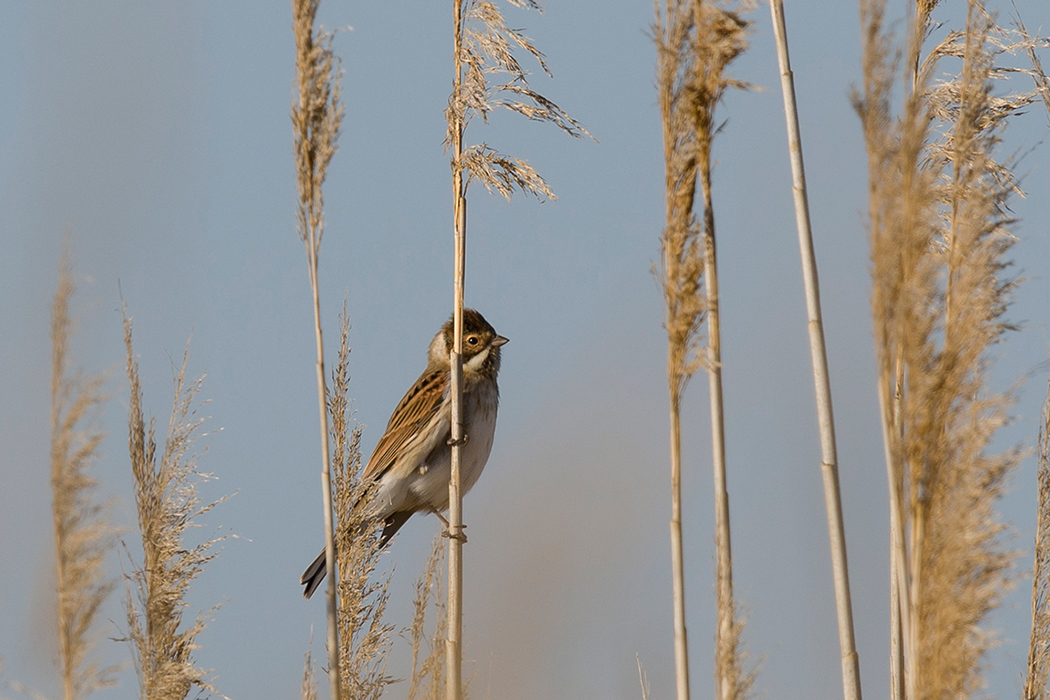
xmin=467 ymin=336 xmax=479 ymax=346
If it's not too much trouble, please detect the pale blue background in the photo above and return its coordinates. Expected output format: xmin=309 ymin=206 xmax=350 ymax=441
xmin=1 ymin=1 xmax=1049 ymax=699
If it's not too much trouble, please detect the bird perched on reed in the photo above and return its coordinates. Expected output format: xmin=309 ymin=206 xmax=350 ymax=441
xmin=301 ymin=308 xmax=508 ymax=599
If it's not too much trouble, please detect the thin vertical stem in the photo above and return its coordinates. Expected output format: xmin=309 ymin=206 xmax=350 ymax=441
xmin=307 ymin=232 xmax=341 ymax=700
xmin=769 ymin=2 xmax=862 ymax=698
xmin=669 ymin=381 xmax=691 ymax=700
xmin=702 ymin=207 xmax=733 ymax=700
xmin=890 ymin=536 xmax=904 ymax=700
xmin=447 ymin=1 xmax=466 ymax=698
xmin=880 ymin=373 xmax=914 ymax=692
xmin=890 ymin=353 xmax=907 ymax=697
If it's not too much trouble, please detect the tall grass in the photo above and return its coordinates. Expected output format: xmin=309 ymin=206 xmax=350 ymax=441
xmin=767 ymin=3 xmax=862 ymax=698
xmin=301 ymin=647 xmax=318 ymax=700
xmin=654 ymin=2 xmax=753 ymax=699
xmin=291 ymin=0 xmax=345 ymax=694
xmin=445 ymin=2 xmax=586 ymax=696
xmin=50 ymin=245 xmax=117 ymax=700
xmin=407 ymin=536 xmax=448 ymax=700
xmin=855 ymin=0 xmax=1046 ymax=695
xmin=122 ymin=307 xmax=226 ymax=700
xmin=1026 ymin=375 xmax=1050 ymax=700
xmin=328 ymin=306 xmax=394 ymax=699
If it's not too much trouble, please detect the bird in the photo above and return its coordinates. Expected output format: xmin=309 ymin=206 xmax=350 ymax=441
xmin=300 ymin=308 xmax=508 ymax=599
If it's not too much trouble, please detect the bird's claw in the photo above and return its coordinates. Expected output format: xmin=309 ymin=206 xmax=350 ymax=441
xmin=442 ymin=528 xmax=468 ymax=543
xmin=431 ymin=508 xmax=467 ymax=542
xmin=447 ymin=434 xmax=469 ymax=447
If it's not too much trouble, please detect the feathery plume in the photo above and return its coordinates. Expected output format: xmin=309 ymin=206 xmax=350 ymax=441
xmin=122 ymin=307 xmax=226 ymax=700
xmin=407 ymin=535 xmax=448 ymax=700
xmin=328 ymin=305 xmax=394 ymax=700
xmin=291 ymin=0 xmax=345 ymax=694
xmin=654 ymin=2 xmax=754 ymax=699
xmin=1025 ymin=374 xmax=1050 ymax=700
xmin=50 ymin=244 xmax=118 ymax=700
xmin=855 ymin=1 xmax=1039 ymax=696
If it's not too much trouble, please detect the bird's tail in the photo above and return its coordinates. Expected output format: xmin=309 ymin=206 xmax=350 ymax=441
xmin=300 ymin=549 xmax=328 ymax=600
xmin=299 ymin=511 xmax=414 ymax=599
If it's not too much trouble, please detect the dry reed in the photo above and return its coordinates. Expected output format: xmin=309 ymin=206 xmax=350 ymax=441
xmin=291 ymin=0 xmax=345 ymax=694
xmin=122 ymin=307 xmax=226 ymax=700
xmin=446 ymin=0 xmax=589 ymax=203
xmin=407 ymin=535 xmax=448 ymax=700
xmin=768 ymin=3 xmax=862 ymax=698
xmin=855 ymin=0 xmax=1044 ymax=696
xmin=328 ymin=305 xmax=395 ymax=700
xmin=301 ymin=646 xmax=318 ymax=700
xmin=1025 ymin=374 xmax=1050 ymax=700
xmin=653 ymin=2 xmax=753 ymax=699
xmin=1011 ymin=13 xmax=1050 ymax=124
xmin=637 ymin=655 xmax=652 ymax=700
xmin=444 ymin=3 xmax=586 ymax=697
xmin=50 ymin=245 xmax=118 ymax=700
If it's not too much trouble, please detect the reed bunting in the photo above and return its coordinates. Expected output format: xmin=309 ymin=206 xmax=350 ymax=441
xmin=300 ymin=308 xmax=508 ymax=599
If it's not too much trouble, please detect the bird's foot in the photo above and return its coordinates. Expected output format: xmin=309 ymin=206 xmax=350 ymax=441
xmin=431 ymin=509 xmax=467 ymax=543
xmin=428 ymin=506 xmax=450 ymax=528
xmin=447 ymin=434 xmax=469 ymax=447
xmin=442 ymin=528 xmax=468 ymax=543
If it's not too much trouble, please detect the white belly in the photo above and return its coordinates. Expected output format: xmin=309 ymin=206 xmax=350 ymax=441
xmin=375 ymin=381 xmax=499 ymax=515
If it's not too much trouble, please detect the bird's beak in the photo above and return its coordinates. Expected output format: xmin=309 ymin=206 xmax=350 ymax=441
xmin=492 ymin=335 xmax=509 ymax=347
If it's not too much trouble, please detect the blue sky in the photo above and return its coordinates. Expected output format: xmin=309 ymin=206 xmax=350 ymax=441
xmin=1 ymin=1 xmax=1049 ymax=699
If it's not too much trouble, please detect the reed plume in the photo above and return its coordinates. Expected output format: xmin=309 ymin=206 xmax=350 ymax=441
xmin=50 ymin=245 xmax=118 ymax=700
xmin=1025 ymin=375 xmax=1050 ymax=700
xmin=328 ymin=305 xmax=394 ymax=700
xmin=291 ymin=0 xmax=345 ymax=694
xmin=855 ymin=0 xmax=1046 ymax=696
xmin=300 ymin=646 xmax=318 ymax=700
xmin=122 ymin=307 xmax=226 ymax=700
xmin=407 ymin=535 xmax=448 ymax=700
xmin=654 ymin=2 xmax=753 ymax=699
xmin=447 ymin=0 xmax=589 ymax=203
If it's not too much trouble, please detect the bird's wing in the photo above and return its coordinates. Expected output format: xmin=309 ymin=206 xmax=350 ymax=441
xmin=363 ymin=368 xmax=450 ymax=483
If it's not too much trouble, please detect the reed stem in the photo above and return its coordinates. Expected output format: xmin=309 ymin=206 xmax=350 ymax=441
xmin=769 ymin=2 xmax=861 ymax=698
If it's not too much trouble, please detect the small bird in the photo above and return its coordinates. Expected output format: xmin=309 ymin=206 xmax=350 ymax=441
xmin=300 ymin=308 xmax=508 ymax=599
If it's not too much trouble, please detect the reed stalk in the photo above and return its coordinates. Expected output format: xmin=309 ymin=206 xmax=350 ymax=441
xmin=291 ymin=0 xmax=344 ymax=695
xmin=768 ymin=3 xmax=862 ymax=698
xmin=444 ymin=2 xmax=586 ymax=696
xmin=448 ymin=5 xmax=467 ymax=697
xmin=654 ymin=2 xmax=752 ymax=698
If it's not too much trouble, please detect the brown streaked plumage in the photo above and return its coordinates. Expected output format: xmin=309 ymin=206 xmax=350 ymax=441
xmin=301 ymin=309 xmax=507 ymax=599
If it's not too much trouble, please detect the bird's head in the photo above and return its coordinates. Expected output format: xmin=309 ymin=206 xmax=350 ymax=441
xmin=428 ymin=308 xmax=508 ymax=376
